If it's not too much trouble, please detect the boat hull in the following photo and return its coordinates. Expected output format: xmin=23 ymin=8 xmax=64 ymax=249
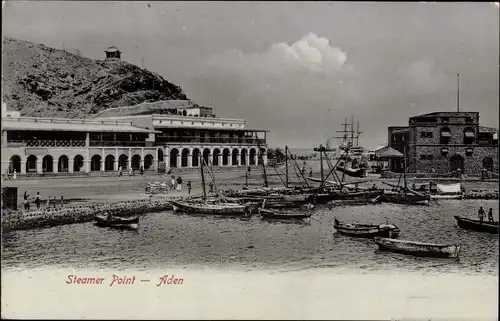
xmin=374 ymin=237 xmax=461 ymax=258
xmin=454 ymin=216 xmax=498 ymax=234
xmin=94 ymin=215 xmax=139 ymax=229
xmin=334 ymin=221 xmax=400 ymax=238
xmin=258 ymin=208 xmax=311 ymax=220
xmin=172 ymin=200 xmax=248 ymax=215
xmin=380 ymin=192 xmax=430 ymax=205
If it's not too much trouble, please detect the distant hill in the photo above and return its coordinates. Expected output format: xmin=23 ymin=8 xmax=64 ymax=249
xmin=2 ymin=37 xmax=188 ymax=118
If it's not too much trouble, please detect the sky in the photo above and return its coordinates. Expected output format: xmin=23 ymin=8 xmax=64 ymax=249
xmin=3 ymin=1 xmax=499 ymax=149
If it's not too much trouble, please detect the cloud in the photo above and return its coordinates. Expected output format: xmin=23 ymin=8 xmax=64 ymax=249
xmin=399 ymin=60 xmax=447 ymax=94
xmin=204 ymin=33 xmax=348 ymax=75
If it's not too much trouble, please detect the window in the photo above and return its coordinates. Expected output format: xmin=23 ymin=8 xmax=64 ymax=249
xmin=465 ymin=117 xmax=473 ymax=124
xmin=441 ymin=147 xmax=449 ymax=156
xmin=440 ymin=127 xmax=451 ymax=144
xmin=420 ymin=154 xmax=434 ymax=160
xmin=442 ymin=117 xmax=449 ymax=124
xmin=465 ymin=148 xmax=473 ymax=156
xmin=420 ymin=132 xmax=433 ymax=138
xmin=463 ymin=128 xmax=475 ymax=145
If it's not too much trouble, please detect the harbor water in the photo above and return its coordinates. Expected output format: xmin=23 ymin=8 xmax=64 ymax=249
xmin=2 ymin=199 xmax=498 ymax=276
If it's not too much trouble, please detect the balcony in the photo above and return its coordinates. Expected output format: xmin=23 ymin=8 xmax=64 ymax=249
xmin=155 ymin=136 xmax=266 ymax=145
xmin=89 ymin=140 xmax=149 ymax=147
xmin=7 ymin=139 xmax=86 ymax=148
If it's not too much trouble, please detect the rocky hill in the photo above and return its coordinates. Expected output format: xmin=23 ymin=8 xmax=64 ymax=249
xmin=2 ymin=37 xmax=188 ymax=118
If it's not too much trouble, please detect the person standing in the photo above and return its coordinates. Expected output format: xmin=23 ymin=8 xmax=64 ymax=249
xmin=140 ymin=166 xmax=144 ymax=175
xmin=13 ymin=169 xmax=17 ymax=180
xmin=24 ymin=191 xmax=30 ymax=210
xmin=309 ymin=168 xmax=313 ymax=177
xmin=118 ymin=166 xmax=123 ymax=177
xmin=488 ymin=208 xmax=494 ymax=223
xmin=187 ymin=181 xmax=192 ymax=195
xmin=176 ymin=176 xmax=183 ymax=192
xmin=35 ymin=192 xmax=41 ymax=210
xmin=170 ymin=176 xmax=176 ymax=191
xmin=60 ymin=195 xmax=64 ymax=208
xmin=478 ymin=206 xmax=485 ymax=224
xmin=129 ymin=166 xmax=133 ymax=176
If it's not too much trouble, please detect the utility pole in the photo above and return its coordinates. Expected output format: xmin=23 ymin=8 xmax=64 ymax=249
xmin=285 ymin=145 xmax=289 ymax=188
xmin=457 ymin=73 xmax=460 ymax=112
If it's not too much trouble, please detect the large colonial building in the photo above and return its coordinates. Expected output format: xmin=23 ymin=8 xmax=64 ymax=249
xmin=0 ymin=101 xmax=268 ymax=176
xmin=386 ymin=111 xmax=498 ymax=174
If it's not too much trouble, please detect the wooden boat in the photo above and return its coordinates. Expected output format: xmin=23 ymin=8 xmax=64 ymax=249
xmin=379 ymin=190 xmax=430 ymax=205
xmin=259 ymin=208 xmax=312 ymax=220
xmin=454 ymin=216 xmax=498 ymax=234
xmin=374 ymin=237 xmax=461 ymax=259
xmin=336 ymin=165 xmax=366 ymax=178
xmin=334 ymin=219 xmax=400 ymax=238
xmin=171 ymin=200 xmax=248 ymax=216
xmin=95 ymin=215 xmax=139 ymax=229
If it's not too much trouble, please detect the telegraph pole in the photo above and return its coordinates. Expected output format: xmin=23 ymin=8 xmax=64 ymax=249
xmin=457 ymin=73 xmax=460 ymax=112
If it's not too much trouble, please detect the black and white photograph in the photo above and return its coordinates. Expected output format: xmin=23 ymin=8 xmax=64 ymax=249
xmin=1 ymin=1 xmax=499 ymax=319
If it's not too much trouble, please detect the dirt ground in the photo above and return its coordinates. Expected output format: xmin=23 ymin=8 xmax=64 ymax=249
xmin=2 ymin=163 xmax=498 ymax=210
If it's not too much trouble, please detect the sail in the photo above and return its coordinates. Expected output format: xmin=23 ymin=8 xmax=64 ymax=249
xmin=436 ymin=183 xmax=461 ymax=194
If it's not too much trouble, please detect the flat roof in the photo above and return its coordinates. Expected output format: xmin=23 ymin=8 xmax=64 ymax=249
xmin=2 ymin=118 xmax=159 ymax=133
xmin=155 ymin=125 xmax=269 ymax=132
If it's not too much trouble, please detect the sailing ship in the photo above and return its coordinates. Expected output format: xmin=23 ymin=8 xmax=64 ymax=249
xmin=171 ymin=155 xmax=249 ymax=216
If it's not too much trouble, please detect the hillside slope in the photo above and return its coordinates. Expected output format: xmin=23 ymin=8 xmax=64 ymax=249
xmin=2 ymin=37 xmax=188 ymax=118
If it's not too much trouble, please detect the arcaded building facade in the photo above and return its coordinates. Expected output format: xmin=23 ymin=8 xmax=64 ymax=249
xmin=1 ymin=101 xmax=268 ymax=176
xmin=388 ymin=112 xmax=498 ymax=175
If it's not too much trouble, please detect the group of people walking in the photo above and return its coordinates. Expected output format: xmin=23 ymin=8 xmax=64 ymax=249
xmin=23 ymin=191 xmax=64 ymax=211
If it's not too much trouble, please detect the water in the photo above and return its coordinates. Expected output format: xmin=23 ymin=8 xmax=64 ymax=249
xmin=2 ymin=199 xmax=498 ymax=276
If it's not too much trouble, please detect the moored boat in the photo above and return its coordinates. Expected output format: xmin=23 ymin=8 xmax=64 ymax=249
xmin=379 ymin=190 xmax=430 ymax=205
xmin=374 ymin=237 xmax=461 ymax=259
xmin=94 ymin=215 xmax=139 ymax=229
xmin=454 ymin=216 xmax=498 ymax=234
xmin=334 ymin=219 xmax=400 ymax=238
xmin=171 ymin=200 xmax=248 ymax=216
xmin=258 ymin=208 xmax=312 ymax=220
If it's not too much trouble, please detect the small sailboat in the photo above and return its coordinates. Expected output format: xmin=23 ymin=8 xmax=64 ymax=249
xmin=171 ymin=156 xmax=249 ymax=216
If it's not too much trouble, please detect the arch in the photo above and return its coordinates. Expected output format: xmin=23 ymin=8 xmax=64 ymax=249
xmin=144 ymin=154 xmax=154 ymax=170
xmin=170 ymin=148 xmax=179 ymax=168
xmin=118 ymin=154 xmax=128 ymax=170
xmin=9 ymin=155 xmax=21 ymax=173
xmin=73 ymin=155 xmax=84 ymax=172
xmin=91 ymin=155 xmax=102 ymax=171
xmin=202 ymin=148 xmax=211 ymax=166
xmin=131 ymin=154 xmax=141 ymax=170
xmin=249 ymin=148 xmax=257 ymax=165
xmin=463 ymin=127 xmax=475 ymax=144
xmin=26 ymin=155 xmax=37 ymax=173
xmin=232 ymin=148 xmax=239 ymax=166
xmin=450 ymin=154 xmax=464 ymax=172
xmin=58 ymin=155 xmax=69 ymax=172
xmin=240 ymin=148 xmax=247 ymax=165
xmin=192 ymin=148 xmax=200 ymax=167
xmin=158 ymin=148 xmax=164 ymax=162
xmin=483 ymin=157 xmax=494 ymax=172
xmin=42 ymin=155 xmax=53 ymax=173
xmin=181 ymin=148 xmax=190 ymax=167
xmin=212 ymin=148 xmax=221 ymax=166
xmin=182 ymin=110 xmax=187 ymax=116
xmin=222 ymin=148 xmax=230 ymax=166
xmin=105 ymin=155 xmax=115 ymax=171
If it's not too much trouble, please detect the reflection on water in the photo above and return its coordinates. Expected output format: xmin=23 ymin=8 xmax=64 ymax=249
xmin=2 ymin=199 xmax=498 ymax=275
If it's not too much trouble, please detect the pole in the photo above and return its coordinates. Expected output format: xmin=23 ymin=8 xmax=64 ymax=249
xmin=285 ymin=145 xmax=289 ymax=188
xmin=457 ymin=73 xmax=460 ymax=112
xmin=320 ymin=145 xmax=324 ymax=187
xmin=200 ymin=155 xmax=207 ymax=203
xmin=245 ymin=167 xmax=248 ymax=187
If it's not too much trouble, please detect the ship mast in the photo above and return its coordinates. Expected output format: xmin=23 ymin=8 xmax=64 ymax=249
xmin=200 ymin=155 xmax=207 ymax=203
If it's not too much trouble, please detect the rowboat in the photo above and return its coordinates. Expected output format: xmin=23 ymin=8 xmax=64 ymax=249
xmin=334 ymin=219 xmax=400 ymax=238
xmin=95 ymin=215 xmax=139 ymax=230
xmin=374 ymin=237 xmax=461 ymax=259
xmin=454 ymin=216 xmax=498 ymax=234
xmin=258 ymin=208 xmax=312 ymax=220
xmin=171 ymin=200 xmax=248 ymax=216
